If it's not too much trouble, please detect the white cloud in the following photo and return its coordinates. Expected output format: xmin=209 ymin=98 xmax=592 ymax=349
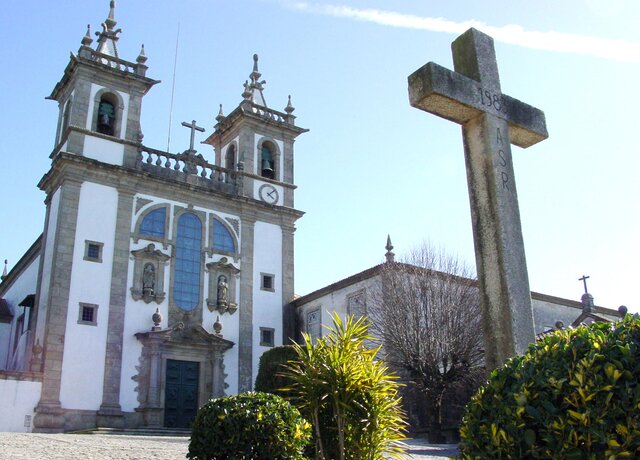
xmin=285 ymin=1 xmax=640 ymax=63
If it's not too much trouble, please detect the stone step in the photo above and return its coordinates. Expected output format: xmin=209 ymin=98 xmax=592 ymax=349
xmin=71 ymin=427 xmax=192 ymax=437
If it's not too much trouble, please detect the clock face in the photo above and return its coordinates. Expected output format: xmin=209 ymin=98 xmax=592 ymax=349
xmin=259 ymin=184 xmax=279 ymax=204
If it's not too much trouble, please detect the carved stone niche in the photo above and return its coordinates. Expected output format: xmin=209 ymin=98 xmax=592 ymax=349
xmin=206 ymin=257 xmax=240 ymax=315
xmin=131 ymin=244 xmax=171 ymax=304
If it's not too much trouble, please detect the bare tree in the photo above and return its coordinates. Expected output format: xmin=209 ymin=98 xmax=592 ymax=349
xmin=368 ymin=243 xmax=484 ymax=442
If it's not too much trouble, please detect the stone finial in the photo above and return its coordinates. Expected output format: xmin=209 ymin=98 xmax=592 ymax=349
xmin=285 ymin=95 xmax=295 ymax=114
xmin=242 ymin=80 xmax=252 ymax=101
xmin=105 ymin=0 xmax=117 ymax=31
xmin=152 ymin=308 xmax=162 ymax=331
xmin=136 ymin=44 xmax=147 ymax=64
xmin=95 ymin=0 xmax=122 ymax=60
xmin=213 ymin=316 xmax=223 ymax=336
xmin=216 ymin=104 xmax=225 ymax=122
xmin=81 ymin=24 xmax=93 ymax=46
xmin=251 ymin=53 xmax=261 ymax=79
xmin=243 ymin=54 xmax=267 ymax=107
xmin=579 ymin=275 xmax=593 ymax=312
xmin=1 ymin=259 xmax=7 ymax=280
xmin=581 ymin=293 xmax=594 ymax=313
xmin=554 ymin=320 xmax=564 ymax=330
xmin=618 ymin=305 xmax=628 ymax=316
xmin=385 ymin=235 xmax=395 ymax=263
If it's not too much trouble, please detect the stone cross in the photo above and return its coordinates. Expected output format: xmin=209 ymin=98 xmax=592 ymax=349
xmin=181 ymin=119 xmax=205 ymax=152
xmin=579 ymin=275 xmax=590 ymax=294
xmin=408 ymin=28 xmax=548 ymax=370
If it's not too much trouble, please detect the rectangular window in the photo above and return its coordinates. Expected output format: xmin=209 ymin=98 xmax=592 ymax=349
xmin=77 ymin=303 xmax=98 ymax=326
xmin=260 ymin=273 xmax=275 ymax=292
xmin=347 ymin=291 xmax=366 ymax=317
xmin=260 ymin=327 xmax=275 ymax=347
xmin=84 ymin=240 xmax=104 ymax=263
xmin=307 ymin=309 xmax=321 ymax=341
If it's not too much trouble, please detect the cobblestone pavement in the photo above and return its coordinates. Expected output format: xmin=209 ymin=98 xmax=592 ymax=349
xmin=0 ymin=432 xmax=458 ymax=459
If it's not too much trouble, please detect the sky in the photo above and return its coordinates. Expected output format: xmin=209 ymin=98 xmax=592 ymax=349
xmin=1 ymin=0 xmax=638 ymax=312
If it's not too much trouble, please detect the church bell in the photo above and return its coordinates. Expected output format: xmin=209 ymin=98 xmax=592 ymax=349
xmin=261 ymin=159 xmax=274 ymax=179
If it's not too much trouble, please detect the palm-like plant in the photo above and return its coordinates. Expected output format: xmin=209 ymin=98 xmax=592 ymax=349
xmin=285 ymin=313 xmax=407 ymax=460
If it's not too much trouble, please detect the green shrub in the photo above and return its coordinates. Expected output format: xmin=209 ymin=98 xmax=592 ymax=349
xmin=459 ymin=316 xmax=640 ymax=459
xmin=254 ymin=345 xmax=298 ymax=397
xmin=187 ymin=391 xmax=311 ymax=460
xmin=286 ymin=313 xmax=407 ymax=460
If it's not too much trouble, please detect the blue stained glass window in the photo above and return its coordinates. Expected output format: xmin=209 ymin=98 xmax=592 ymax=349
xmin=140 ymin=208 xmax=166 ymax=238
xmin=212 ymin=219 xmax=235 ymax=253
xmin=174 ymin=213 xmax=202 ymax=311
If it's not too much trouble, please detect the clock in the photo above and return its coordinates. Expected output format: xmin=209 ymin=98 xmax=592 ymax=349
xmin=258 ymin=184 xmax=279 ymax=204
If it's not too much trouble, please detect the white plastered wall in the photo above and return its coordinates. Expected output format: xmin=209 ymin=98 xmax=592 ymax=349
xmin=0 ymin=256 xmax=40 ymax=370
xmin=34 ymin=189 xmax=61 ymax=351
xmin=0 ymin=379 xmax=41 ymax=432
xmin=59 ymin=182 xmax=118 ymax=409
xmin=83 ymin=135 xmax=125 ymax=166
xmin=251 ymin=221 xmax=283 ymax=385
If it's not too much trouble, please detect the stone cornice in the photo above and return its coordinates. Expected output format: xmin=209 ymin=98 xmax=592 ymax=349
xmin=38 ymin=153 xmax=304 ymax=226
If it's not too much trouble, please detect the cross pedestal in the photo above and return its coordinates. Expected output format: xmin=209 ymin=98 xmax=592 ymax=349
xmin=408 ymin=28 xmax=548 ymax=370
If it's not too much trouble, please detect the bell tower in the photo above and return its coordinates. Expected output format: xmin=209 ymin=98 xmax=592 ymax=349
xmin=32 ymin=1 xmax=159 ymax=432
xmin=204 ymin=55 xmax=308 ymax=390
xmin=48 ymin=0 xmax=158 ymax=168
xmin=204 ymin=54 xmax=308 ymax=209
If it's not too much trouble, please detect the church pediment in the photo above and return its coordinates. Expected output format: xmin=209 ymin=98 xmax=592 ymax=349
xmin=135 ymin=322 xmax=234 ymax=351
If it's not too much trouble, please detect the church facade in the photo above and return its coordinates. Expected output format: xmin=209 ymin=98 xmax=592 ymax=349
xmin=0 ymin=3 xmax=305 ymax=432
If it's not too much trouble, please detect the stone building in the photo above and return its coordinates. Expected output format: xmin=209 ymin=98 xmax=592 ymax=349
xmin=0 ymin=2 xmax=305 ymax=432
xmin=291 ymin=238 xmax=624 ymax=437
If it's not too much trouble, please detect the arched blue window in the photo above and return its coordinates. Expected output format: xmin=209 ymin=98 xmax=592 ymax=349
xmin=212 ymin=219 xmax=235 ymax=253
xmin=173 ymin=213 xmax=202 ymax=311
xmin=139 ymin=208 xmax=166 ymax=238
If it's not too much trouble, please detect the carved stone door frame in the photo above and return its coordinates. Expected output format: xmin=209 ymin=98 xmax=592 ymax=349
xmin=134 ymin=323 xmax=234 ymax=427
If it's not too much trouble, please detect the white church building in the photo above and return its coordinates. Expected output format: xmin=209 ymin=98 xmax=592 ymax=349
xmin=0 ymin=3 xmax=624 ymax=434
xmin=0 ymin=3 xmax=305 ymax=432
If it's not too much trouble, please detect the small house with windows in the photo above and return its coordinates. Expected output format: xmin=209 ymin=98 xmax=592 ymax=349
xmin=0 ymin=3 xmax=306 ymax=433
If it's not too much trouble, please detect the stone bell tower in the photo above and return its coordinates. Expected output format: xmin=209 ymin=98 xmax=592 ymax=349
xmin=203 ymin=55 xmax=308 ymax=390
xmin=48 ymin=0 xmax=158 ymax=168
xmin=32 ymin=1 xmax=158 ymax=432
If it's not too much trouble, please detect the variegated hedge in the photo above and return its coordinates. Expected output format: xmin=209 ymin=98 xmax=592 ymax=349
xmin=459 ymin=315 xmax=640 ymax=459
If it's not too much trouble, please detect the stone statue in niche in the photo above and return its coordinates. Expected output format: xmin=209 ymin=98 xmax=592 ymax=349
xmin=206 ymin=257 xmax=240 ymax=315
xmin=142 ymin=263 xmax=155 ymax=303
xmin=217 ymin=275 xmax=228 ymax=307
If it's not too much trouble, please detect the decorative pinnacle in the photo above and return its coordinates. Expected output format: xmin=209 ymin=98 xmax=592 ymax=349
xmin=136 ymin=44 xmax=147 ymax=63
xmin=105 ymin=0 xmax=117 ymax=30
xmin=1 ymin=259 xmax=7 ymax=280
xmin=81 ymin=24 xmax=93 ymax=46
xmin=216 ymin=104 xmax=225 ymax=122
xmin=242 ymin=80 xmax=252 ymax=100
xmin=385 ymin=235 xmax=395 ymax=263
xmin=285 ymin=95 xmax=295 ymax=114
xmin=251 ymin=53 xmax=261 ymax=79
xmin=213 ymin=315 xmax=223 ymax=336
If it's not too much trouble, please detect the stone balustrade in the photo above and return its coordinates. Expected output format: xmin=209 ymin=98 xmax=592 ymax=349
xmin=136 ymin=147 xmax=240 ymax=195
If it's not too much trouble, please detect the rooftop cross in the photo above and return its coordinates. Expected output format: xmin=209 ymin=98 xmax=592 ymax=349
xmin=181 ymin=120 xmax=205 ymax=152
xmin=579 ymin=275 xmax=590 ymax=294
xmin=408 ymin=28 xmax=548 ymax=370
